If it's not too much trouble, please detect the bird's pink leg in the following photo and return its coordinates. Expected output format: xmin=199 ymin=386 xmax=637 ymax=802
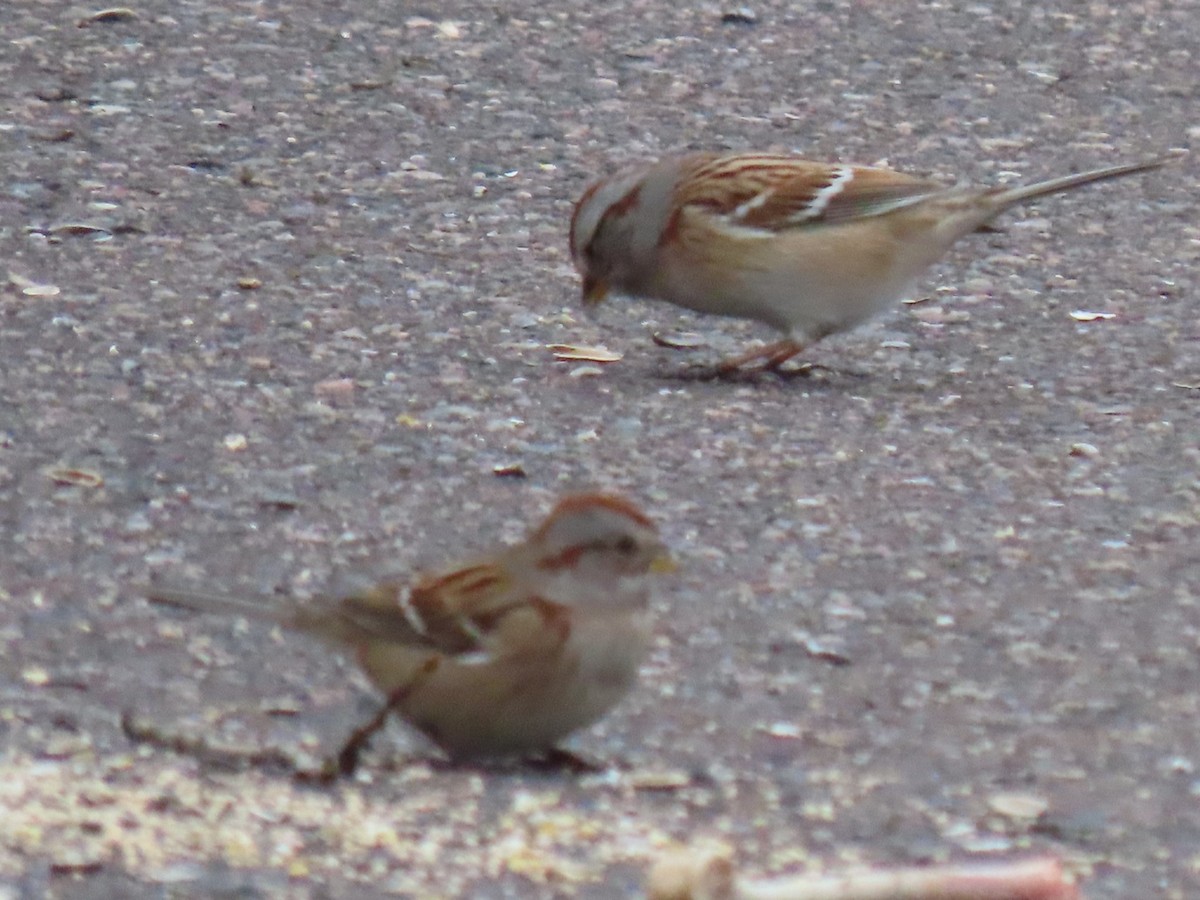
xmin=715 ymin=339 xmax=807 ymax=375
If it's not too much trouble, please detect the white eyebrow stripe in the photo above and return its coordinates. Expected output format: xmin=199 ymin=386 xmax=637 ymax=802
xmin=732 ymin=187 xmax=776 ymax=220
xmin=795 ymin=165 xmax=854 ymax=222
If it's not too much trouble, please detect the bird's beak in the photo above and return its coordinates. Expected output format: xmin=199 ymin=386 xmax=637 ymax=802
xmin=581 ymin=275 xmax=609 ymax=308
xmin=649 ymin=551 xmax=678 ymax=575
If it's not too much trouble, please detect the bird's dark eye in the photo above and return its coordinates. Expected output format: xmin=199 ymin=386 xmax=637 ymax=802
xmin=615 ymin=535 xmax=637 ymax=555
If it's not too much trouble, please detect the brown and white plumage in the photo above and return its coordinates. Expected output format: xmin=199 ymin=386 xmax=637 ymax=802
xmin=148 ymin=492 xmax=673 ymax=760
xmin=570 ymin=151 xmax=1175 ymax=373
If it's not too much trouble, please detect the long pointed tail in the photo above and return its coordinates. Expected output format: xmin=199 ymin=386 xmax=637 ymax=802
xmin=147 ymin=586 xmax=288 ymax=625
xmin=988 ymin=152 xmax=1180 ymax=210
xmin=146 ymin=584 xmax=365 ymax=647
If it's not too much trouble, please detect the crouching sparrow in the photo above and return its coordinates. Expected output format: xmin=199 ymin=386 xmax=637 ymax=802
xmin=570 ymin=150 xmax=1175 ymax=374
xmin=146 ymin=492 xmax=674 ymax=771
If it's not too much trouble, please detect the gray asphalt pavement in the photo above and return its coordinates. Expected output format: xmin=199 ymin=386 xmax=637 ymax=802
xmin=1 ymin=1 xmax=1197 ymax=896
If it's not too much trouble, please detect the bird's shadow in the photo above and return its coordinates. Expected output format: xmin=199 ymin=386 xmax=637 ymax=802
xmin=119 ymin=707 xmax=609 ymax=786
xmin=659 ymin=360 xmax=870 ymax=384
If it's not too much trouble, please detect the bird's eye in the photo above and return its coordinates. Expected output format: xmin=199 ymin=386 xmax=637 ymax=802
xmin=615 ymin=535 xmax=638 ymax=554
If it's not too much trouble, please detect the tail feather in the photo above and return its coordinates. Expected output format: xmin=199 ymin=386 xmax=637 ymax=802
xmin=147 ymin=586 xmax=289 ymax=625
xmin=146 ymin=585 xmax=372 ymax=647
xmin=987 ymin=153 xmax=1178 ymax=211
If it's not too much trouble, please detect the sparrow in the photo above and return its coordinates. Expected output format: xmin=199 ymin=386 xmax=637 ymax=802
xmin=570 ymin=150 xmax=1176 ymax=373
xmin=146 ymin=492 xmax=674 ymax=770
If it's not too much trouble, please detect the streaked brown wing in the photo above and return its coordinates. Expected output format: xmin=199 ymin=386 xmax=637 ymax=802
xmin=678 ymin=154 xmax=944 ymax=232
xmin=331 ymin=563 xmax=531 ymax=657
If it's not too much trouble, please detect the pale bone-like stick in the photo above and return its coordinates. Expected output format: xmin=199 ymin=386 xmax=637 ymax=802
xmin=646 ymin=849 xmax=1082 ymax=900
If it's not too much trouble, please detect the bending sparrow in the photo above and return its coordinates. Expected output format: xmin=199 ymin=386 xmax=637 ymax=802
xmin=570 ymin=151 xmax=1174 ymax=373
xmin=147 ymin=492 xmax=674 ymax=768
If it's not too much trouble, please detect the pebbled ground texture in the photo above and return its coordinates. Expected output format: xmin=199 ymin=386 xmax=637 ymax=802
xmin=0 ymin=1 xmax=1197 ymax=897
